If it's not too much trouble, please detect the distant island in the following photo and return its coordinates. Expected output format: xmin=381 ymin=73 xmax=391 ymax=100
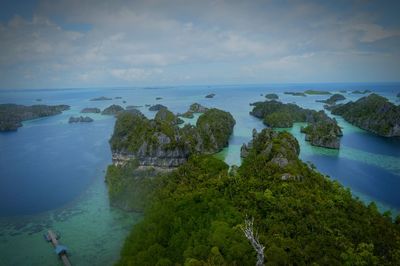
xmin=178 ymin=103 xmax=209 ymax=118
xmin=352 ymin=89 xmax=372 ymax=94
xmin=81 ymin=107 xmax=101 ymax=113
xmin=265 ymin=93 xmax=279 ymax=100
xmin=250 ymin=100 xmax=342 ymax=149
xmin=316 ymin=93 xmax=346 ymax=105
xmin=304 ymin=90 xmax=331 ymax=95
xmin=90 ymin=96 xmax=112 ymax=101
xmin=149 ymin=104 xmax=167 ymax=111
xmin=68 ymin=116 xmax=93 ymax=123
xmin=102 ymin=104 xmax=124 ymax=115
xmin=205 ymin=93 xmax=216 ymax=98
xmin=330 ymin=94 xmax=400 ymax=137
xmin=284 ymin=91 xmax=306 ymax=96
xmin=0 ymin=104 xmax=70 ymax=131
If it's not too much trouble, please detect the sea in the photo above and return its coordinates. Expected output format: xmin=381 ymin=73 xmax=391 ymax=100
xmin=0 ymin=83 xmax=399 ymax=265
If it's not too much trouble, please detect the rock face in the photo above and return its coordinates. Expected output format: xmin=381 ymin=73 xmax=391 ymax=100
xmin=68 ymin=116 xmax=94 ymax=123
xmin=330 ymin=93 xmax=400 ymax=137
xmin=148 ymin=104 xmax=167 ymax=111
xmin=205 ymin=93 xmax=216 ymax=98
xmin=316 ymin=94 xmax=346 ymax=105
xmin=110 ymin=108 xmax=235 ymax=168
xmin=81 ymin=107 xmax=101 ymax=113
xmin=250 ymin=100 xmax=342 ymax=149
xmin=265 ymin=93 xmax=279 ymax=100
xmin=0 ymin=104 xmax=70 ymax=131
xmin=90 ymin=96 xmax=112 ymax=101
xmin=102 ymin=104 xmax=124 ymax=115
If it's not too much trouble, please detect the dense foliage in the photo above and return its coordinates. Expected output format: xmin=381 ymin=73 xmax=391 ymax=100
xmin=116 ymin=128 xmax=400 ymax=265
xmin=250 ymin=100 xmax=342 ymax=148
xmin=0 ymin=103 xmax=70 ymax=131
xmin=304 ymin=90 xmax=331 ymax=95
xmin=264 ymin=94 xmax=279 ymax=100
xmin=316 ymin=94 xmax=346 ymax=105
xmin=331 ymin=94 xmax=400 ymax=137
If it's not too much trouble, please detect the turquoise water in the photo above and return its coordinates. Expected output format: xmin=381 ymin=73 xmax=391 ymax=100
xmin=0 ymin=83 xmax=399 ymax=265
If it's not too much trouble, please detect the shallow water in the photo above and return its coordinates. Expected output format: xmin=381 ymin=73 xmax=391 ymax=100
xmin=0 ymin=83 xmax=399 ymax=265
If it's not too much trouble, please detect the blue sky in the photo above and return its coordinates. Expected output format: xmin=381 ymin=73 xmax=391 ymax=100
xmin=0 ymin=0 xmax=399 ymax=89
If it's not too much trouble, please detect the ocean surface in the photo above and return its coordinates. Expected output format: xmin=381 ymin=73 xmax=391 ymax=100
xmin=0 ymin=83 xmax=399 ymax=265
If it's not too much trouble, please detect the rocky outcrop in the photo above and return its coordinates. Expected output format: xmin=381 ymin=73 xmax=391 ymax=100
xmin=102 ymin=104 xmax=124 ymax=115
xmin=189 ymin=103 xmax=209 ymax=113
xmin=205 ymin=93 xmax=216 ymax=98
xmin=90 ymin=96 xmax=112 ymax=101
xmin=330 ymin=93 xmax=400 ymax=137
xmin=81 ymin=107 xmax=101 ymax=113
xmin=265 ymin=93 xmax=279 ymax=100
xmin=148 ymin=104 xmax=167 ymax=111
xmin=250 ymin=100 xmax=342 ymax=149
xmin=68 ymin=116 xmax=94 ymax=123
xmin=0 ymin=104 xmax=70 ymax=131
xmin=110 ymin=108 xmax=235 ymax=168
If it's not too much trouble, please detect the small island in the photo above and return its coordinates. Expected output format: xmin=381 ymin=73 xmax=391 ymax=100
xmin=330 ymin=94 xmax=400 ymax=137
xmin=316 ymin=93 xmax=346 ymax=105
xmin=148 ymin=104 xmax=167 ymax=111
xmin=0 ymin=104 xmax=70 ymax=131
xmin=178 ymin=103 xmax=209 ymax=118
xmin=304 ymin=90 xmax=331 ymax=95
xmin=205 ymin=93 xmax=216 ymax=98
xmin=101 ymin=104 xmax=124 ymax=115
xmin=352 ymin=89 xmax=371 ymax=94
xmin=68 ymin=116 xmax=94 ymax=123
xmin=284 ymin=91 xmax=306 ymax=96
xmin=250 ymin=100 xmax=342 ymax=149
xmin=155 ymin=97 xmax=163 ymax=100
xmin=81 ymin=107 xmax=101 ymax=113
xmin=265 ymin=93 xmax=279 ymax=100
xmin=126 ymin=105 xmax=143 ymax=110
xmin=90 ymin=96 xmax=112 ymax=101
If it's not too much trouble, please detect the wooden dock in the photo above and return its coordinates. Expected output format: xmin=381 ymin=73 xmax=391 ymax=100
xmin=46 ymin=230 xmax=72 ymax=266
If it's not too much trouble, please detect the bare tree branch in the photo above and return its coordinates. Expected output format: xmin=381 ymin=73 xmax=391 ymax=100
xmin=241 ymin=216 xmax=265 ymax=266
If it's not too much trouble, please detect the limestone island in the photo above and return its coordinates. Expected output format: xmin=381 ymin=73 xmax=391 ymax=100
xmin=105 ymin=107 xmax=235 ymax=211
xmin=205 ymin=93 xmax=216 ymax=98
xmin=90 ymin=96 xmax=112 ymax=101
xmin=178 ymin=103 xmax=209 ymax=118
xmin=126 ymin=105 xmax=143 ymax=110
xmin=265 ymin=93 xmax=279 ymax=100
xmin=352 ymin=89 xmax=371 ymax=94
xmin=68 ymin=116 xmax=93 ymax=123
xmin=102 ymin=104 xmax=124 ymax=115
xmin=284 ymin=91 xmax=306 ymax=97
xmin=156 ymin=97 xmax=163 ymax=100
xmin=316 ymin=93 xmax=346 ymax=105
xmin=0 ymin=104 xmax=70 ymax=131
xmin=81 ymin=107 xmax=101 ymax=113
xmin=250 ymin=100 xmax=342 ymax=149
xmin=148 ymin=104 xmax=167 ymax=111
xmin=330 ymin=93 xmax=400 ymax=137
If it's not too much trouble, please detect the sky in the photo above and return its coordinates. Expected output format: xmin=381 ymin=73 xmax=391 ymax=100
xmin=0 ymin=0 xmax=399 ymax=89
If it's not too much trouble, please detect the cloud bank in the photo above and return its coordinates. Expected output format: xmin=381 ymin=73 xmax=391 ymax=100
xmin=0 ymin=0 xmax=399 ymax=88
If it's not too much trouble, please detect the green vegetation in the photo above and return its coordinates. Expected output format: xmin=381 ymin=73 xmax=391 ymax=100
xmin=102 ymin=104 xmax=124 ymax=115
xmin=116 ymin=128 xmax=400 ymax=265
xmin=352 ymin=90 xmax=372 ymax=94
xmin=317 ymin=93 xmax=346 ymax=105
xmin=304 ymin=90 xmax=332 ymax=95
xmin=0 ymin=103 xmax=70 ymax=131
xmin=250 ymin=100 xmax=342 ymax=148
xmin=331 ymin=94 xmax=400 ymax=137
xmin=265 ymin=93 xmax=279 ymax=100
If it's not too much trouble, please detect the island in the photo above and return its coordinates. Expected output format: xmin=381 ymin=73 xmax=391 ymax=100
xmin=81 ymin=107 xmax=101 ymax=113
xmin=156 ymin=97 xmax=163 ymax=100
xmin=115 ymin=96 xmax=122 ymax=99
xmin=178 ymin=103 xmax=209 ymax=118
xmin=68 ymin=116 xmax=93 ymax=123
xmin=250 ymin=100 xmax=342 ymax=148
xmin=304 ymin=89 xmax=331 ymax=95
xmin=205 ymin=93 xmax=216 ymax=98
xmin=101 ymin=104 xmax=124 ymax=115
xmin=316 ymin=93 xmax=346 ymax=105
xmin=106 ymin=107 xmax=235 ymax=210
xmin=284 ymin=91 xmax=306 ymax=96
xmin=265 ymin=93 xmax=279 ymax=100
xmin=126 ymin=105 xmax=143 ymax=110
xmin=90 ymin=96 xmax=112 ymax=101
xmin=148 ymin=104 xmax=167 ymax=111
xmin=330 ymin=94 xmax=400 ymax=137
xmin=0 ymin=104 xmax=70 ymax=131
xmin=115 ymin=128 xmax=400 ymax=265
